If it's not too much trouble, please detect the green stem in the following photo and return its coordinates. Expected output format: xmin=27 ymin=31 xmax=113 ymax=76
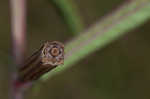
xmin=51 ymin=0 xmax=84 ymax=34
xmin=41 ymin=0 xmax=150 ymax=80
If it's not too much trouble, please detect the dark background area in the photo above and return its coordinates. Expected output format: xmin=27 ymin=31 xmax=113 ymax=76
xmin=0 ymin=0 xmax=150 ymax=99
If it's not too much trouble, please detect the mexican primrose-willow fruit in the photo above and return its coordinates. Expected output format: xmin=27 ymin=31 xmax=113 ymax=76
xmin=19 ymin=41 xmax=64 ymax=82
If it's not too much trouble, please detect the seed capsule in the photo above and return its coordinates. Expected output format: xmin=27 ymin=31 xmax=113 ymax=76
xmin=19 ymin=41 xmax=64 ymax=82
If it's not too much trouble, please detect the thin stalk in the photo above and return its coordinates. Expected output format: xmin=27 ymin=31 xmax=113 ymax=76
xmin=10 ymin=0 xmax=27 ymax=65
xmin=41 ymin=0 xmax=150 ymax=81
xmin=10 ymin=0 xmax=27 ymax=99
xmin=51 ymin=0 xmax=84 ymax=34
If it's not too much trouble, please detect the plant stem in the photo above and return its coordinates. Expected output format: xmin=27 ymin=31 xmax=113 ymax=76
xmin=10 ymin=0 xmax=27 ymax=65
xmin=41 ymin=0 xmax=150 ymax=81
xmin=10 ymin=0 xmax=27 ymax=99
xmin=51 ymin=0 xmax=84 ymax=35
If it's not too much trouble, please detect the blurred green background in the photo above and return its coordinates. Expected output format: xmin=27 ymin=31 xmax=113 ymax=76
xmin=0 ymin=0 xmax=150 ymax=99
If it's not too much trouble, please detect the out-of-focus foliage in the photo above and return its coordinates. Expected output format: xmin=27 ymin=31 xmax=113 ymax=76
xmin=0 ymin=0 xmax=150 ymax=99
xmin=51 ymin=0 xmax=84 ymax=34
